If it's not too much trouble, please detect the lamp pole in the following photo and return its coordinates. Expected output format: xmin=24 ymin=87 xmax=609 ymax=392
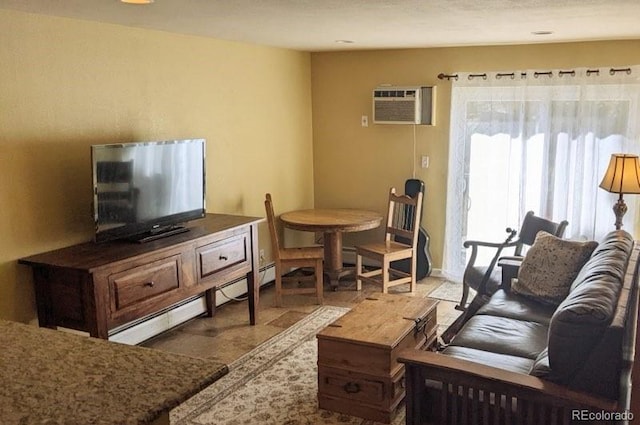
xmin=613 ymin=192 xmax=628 ymax=230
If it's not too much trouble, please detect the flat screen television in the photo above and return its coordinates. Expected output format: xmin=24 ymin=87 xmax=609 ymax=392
xmin=92 ymin=139 xmax=206 ymax=243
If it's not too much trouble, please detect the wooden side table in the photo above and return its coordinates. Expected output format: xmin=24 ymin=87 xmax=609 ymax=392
xmin=316 ymin=293 xmax=438 ymax=423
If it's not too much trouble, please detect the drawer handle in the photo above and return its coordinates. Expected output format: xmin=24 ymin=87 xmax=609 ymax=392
xmin=343 ymin=382 xmax=360 ymax=394
xmin=219 ymin=255 xmax=228 ymax=261
xmin=145 ymin=281 xmax=155 ymax=287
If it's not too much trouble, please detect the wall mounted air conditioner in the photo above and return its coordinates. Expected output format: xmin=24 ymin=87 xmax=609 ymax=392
xmin=373 ymin=86 xmax=435 ymax=125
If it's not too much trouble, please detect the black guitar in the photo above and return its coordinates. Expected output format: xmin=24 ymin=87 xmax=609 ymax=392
xmin=392 ymin=179 xmax=433 ymax=279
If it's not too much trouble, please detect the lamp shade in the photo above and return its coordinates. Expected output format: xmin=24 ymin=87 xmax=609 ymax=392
xmin=599 ymin=154 xmax=640 ymax=194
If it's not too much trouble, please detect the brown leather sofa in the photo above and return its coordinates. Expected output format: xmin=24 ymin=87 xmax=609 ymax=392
xmin=399 ymin=230 xmax=639 ymax=425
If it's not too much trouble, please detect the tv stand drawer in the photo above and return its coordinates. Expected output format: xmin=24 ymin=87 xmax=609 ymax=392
xmin=109 ymin=255 xmax=181 ymax=311
xmin=196 ymin=233 xmax=250 ymax=282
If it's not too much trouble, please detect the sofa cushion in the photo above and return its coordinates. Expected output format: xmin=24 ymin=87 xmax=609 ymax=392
xmin=449 ymin=315 xmax=548 ymax=360
xmin=442 ymin=346 xmax=535 ymax=374
xmin=477 ymin=289 xmax=556 ymax=325
xmin=547 ymin=230 xmax=633 ymax=384
xmin=512 ymin=232 xmax=598 ymax=306
xmin=529 ymin=347 xmax=551 ymax=378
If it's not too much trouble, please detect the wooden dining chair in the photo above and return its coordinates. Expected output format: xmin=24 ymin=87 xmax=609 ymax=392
xmin=355 ymin=187 xmax=423 ymax=293
xmin=265 ymin=193 xmax=324 ymax=307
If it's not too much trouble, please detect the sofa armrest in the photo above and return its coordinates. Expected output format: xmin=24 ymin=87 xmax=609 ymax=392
xmin=398 ymin=349 xmax=618 ymax=425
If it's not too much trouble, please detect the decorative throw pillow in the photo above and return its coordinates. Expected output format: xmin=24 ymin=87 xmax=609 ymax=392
xmin=511 ymin=232 xmax=598 ymax=306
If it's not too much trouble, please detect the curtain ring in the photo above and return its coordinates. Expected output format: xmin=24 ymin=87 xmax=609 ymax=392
xmin=468 ymin=73 xmax=488 ymax=80
xmin=534 ymin=71 xmax=553 ymax=79
xmin=610 ymin=67 xmax=632 ymax=75
xmin=437 ymin=73 xmax=459 ymax=81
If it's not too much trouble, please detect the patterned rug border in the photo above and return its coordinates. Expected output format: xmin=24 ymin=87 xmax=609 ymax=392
xmin=171 ymin=305 xmax=350 ymax=423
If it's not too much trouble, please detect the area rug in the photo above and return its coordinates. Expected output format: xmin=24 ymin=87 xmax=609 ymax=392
xmin=427 ymin=279 xmax=474 ymax=304
xmin=171 ymin=305 xmax=404 ymax=425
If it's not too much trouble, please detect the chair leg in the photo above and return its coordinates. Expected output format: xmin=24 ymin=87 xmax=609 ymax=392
xmin=315 ymin=259 xmax=324 ymax=305
xmin=355 ymin=253 xmax=363 ymax=291
xmin=410 ymin=255 xmax=417 ymax=293
xmin=456 ymin=281 xmax=469 ymax=311
xmin=382 ymin=258 xmax=390 ymax=293
xmin=275 ymin=266 xmax=283 ymax=308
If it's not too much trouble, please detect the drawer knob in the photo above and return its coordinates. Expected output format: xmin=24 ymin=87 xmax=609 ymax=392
xmin=343 ymin=382 xmax=360 ymax=394
xmin=145 ymin=281 xmax=155 ymax=287
xmin=219 ymin=255 xmax=228 ymax=261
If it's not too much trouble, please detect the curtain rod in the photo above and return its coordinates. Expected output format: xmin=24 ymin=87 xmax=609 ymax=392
xmin=437 ymin=67 xmax=632 ymax=81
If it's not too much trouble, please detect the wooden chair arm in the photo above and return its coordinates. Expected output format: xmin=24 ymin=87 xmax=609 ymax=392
xmin=398 ymin=349 xmax=618 ymax=412
xmin=463 ymin=239 xmax=518 ymax=249
xmin=497 ymin=257 xmax=523 ymax=289
xmin=497 ymin=255 xmax=524 ymax=263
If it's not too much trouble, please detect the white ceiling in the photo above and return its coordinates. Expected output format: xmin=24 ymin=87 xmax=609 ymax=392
xmin=1 ymin=0 xmax=639 ymax=52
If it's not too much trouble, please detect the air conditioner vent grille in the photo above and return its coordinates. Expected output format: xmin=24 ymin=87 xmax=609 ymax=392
xmin=372 ymin=86 xmax=435 ymax=125
xmin=374 ymin=100 xmax=417 ymax=122
xmin=374 ymin=90 xmax=416 ymax=98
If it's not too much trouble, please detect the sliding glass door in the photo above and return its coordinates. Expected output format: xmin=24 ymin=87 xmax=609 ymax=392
xmin=443 ymin=68 xmax=640 ymax=279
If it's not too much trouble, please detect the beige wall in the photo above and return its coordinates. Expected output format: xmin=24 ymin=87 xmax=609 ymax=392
xmin=0 ymin=9 xmax=314 ymax=322
xmin=2 ymin=8 xmax=639 ymax=324
xmin=310 ymin=40 xmax=640 ymax=269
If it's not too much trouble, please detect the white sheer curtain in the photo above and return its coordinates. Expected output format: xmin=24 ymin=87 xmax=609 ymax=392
xmin=443 ymin=66 xmax=640 ymax=280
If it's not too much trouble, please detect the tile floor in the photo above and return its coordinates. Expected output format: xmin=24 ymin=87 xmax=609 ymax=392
xmin=142 ymin=274 xmax=462 ymax=364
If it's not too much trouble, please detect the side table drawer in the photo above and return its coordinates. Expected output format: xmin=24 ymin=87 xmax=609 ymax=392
xmin=109 ymin=255 xmax=181 ymax=311
xmin=318 ymin=366 xmax=384 ymax=404
xmin=196 ymin=233 xmax=249 ymax=282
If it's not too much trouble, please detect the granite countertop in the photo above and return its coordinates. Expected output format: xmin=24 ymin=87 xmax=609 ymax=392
xmin=0 ymin=320 xmax=228 ymax=424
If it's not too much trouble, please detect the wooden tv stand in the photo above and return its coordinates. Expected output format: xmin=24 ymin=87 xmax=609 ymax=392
xmin=19 ymin=214 xmax=264 ymax=340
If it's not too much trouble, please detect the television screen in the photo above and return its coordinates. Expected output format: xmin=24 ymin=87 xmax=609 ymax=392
xmin=92 ymin=139 xmax=206 ymax=243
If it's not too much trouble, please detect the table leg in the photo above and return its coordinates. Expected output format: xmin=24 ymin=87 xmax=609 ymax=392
xmin=323 ymin=231 xmax=347 ymax=290
xmin=247 ymin=224 xmax=260 ymax=325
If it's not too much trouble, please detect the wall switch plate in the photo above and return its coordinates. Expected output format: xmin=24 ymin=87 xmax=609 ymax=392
xmin=361 ymin=115 xmax=368 ymax=127
xmin=421 ymin=155 xmax=429 ymax=168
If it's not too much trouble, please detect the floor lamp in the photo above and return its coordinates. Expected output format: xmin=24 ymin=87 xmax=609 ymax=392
xmin=599 ymin=153 xmax=640 ymax=230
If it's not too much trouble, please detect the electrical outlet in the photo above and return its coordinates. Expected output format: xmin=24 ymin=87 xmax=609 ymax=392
xmin=259 ymin=249 xmax=265 ymax=265
xmin=421 ymin=155 xmax=430 ymax=169
xmin=361 ymin=115 xmax=369 ymax=127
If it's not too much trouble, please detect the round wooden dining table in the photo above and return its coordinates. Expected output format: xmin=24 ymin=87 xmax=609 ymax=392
xmin=279 ymin=208 xmax=383 ymax=290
